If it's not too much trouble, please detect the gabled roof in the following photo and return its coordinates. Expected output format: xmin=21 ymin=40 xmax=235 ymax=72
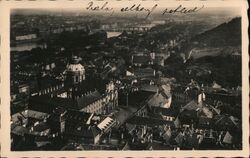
xmin=147 ymin=85 xmax=172 ymax=108
xmin=213 ymin=115 xmax=239 ymax=130
xmin=147 ymin=92 xmax=170 ymax=108
xmin=182 ymin=100 xmax=202 ymax=111
xmin=162 ymin=128 xmax=172 ymax=142
xmin=174 ymin=132 xmax=184 ymax=145
xmin=223 ymin=131 xmax=233 ymax=144
xmin=174 ymin=117 xmax=181 ymax=128
xmin=201 ymin=106 xmax=213 ymax=118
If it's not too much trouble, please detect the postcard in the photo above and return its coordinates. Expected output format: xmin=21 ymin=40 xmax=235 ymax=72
xmin=0 ymin=0 xmax=249 ymax=157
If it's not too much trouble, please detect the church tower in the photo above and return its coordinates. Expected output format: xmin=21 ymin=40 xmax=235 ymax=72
xmin=66 ymin=56 xmax=85 ymax=85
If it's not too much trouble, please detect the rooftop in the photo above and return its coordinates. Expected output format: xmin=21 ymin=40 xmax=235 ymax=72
xmin=126 ymin=116 xmax=174 ymax=127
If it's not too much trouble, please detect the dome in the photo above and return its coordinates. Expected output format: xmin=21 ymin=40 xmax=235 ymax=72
xmin=67 ymin=63 xmax=85 ymax=72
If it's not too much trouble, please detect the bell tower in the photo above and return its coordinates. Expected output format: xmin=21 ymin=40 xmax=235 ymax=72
xmin=66 ymin=56 xmax=85 ymax=85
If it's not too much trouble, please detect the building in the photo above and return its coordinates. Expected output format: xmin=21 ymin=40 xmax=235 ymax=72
xmin=131 ymin=55 xmax=153 ymax=67
xmin=141 ymin=84 xmax=172 ymax=109
xmin=134 ymin=67 xmax=156 ymax=78
xmin=66 ymin=56 xmax=85 ymax=85
xmin=29 ymin=56 xmax=118 ymax=115
xmin=62 ymin=110 xmax=102 ymax=144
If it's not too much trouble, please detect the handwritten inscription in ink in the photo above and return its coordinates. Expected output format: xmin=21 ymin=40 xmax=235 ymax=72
xmin=85 ymin=1 xmax=204 ymax=18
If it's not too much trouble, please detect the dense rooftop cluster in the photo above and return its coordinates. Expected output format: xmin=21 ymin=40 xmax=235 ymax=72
xmin=10 ymin=13 xmax=242 ymax=150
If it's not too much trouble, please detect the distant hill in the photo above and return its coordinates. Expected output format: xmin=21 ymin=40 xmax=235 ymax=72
xmin=191 ymin=17 xmax=241 ymax=47
xmin=182 ymin=18 xmax=242 ymax=87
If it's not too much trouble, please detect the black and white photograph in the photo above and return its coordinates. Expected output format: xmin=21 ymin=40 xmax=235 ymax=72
xmin=0 ymin=0 xmax=249 ymax=157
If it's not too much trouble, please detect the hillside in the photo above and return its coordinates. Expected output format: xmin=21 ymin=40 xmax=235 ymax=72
xmin=180 ymin=17 xmax=242 ymax=88
xmin=191 ymin=17 xmax=241 ymax=47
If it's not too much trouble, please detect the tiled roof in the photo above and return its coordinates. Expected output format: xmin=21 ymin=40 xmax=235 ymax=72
xmin=76 ymin=90 xmax=102 ymax=109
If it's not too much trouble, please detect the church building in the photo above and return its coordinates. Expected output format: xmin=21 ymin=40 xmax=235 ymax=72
xmin=29 ymin=56 xmax=118 ymax=115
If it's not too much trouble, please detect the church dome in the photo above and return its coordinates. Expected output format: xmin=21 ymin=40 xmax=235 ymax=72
xmin=66 ymin=56 xmax=86 ymax=85
xmin=67 ymin=56 xmax=85 ymax=72
xmin=67 ymin=63 xmax=85 ymax=72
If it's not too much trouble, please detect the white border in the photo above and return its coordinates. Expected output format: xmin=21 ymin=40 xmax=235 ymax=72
xmin=0 ymin=0 xmax=249 ymax=157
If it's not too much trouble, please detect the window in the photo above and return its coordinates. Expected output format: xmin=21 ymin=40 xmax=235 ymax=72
xmin=75 ymin=76 xmax=79 ymax=82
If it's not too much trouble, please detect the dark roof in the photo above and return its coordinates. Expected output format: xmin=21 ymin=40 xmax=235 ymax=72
xmin=29 ymin=95 xmax=71 ymax=113
xmin=174 ymin=132 xmax=184 ymax=145
xmin=197 ymin=117 xmax=213 ymax=129
xmin=151 ymin=107 xmax=179 ymax=117
xmin=33 ymin=122 xmax=50 ymax=132
xmin=76 ymin=90 xmax=102 ymax=109
xmin=182 ymin=134 xmax=199 ymax=149
xmin=146 ymin=141 xmax=174 ymax=150
xmin=30 ymin=90 xmax=104 ymax=111
xmin=66 ymin=79 xmax=108 ymax=94
xmin=182 ymin=100 xmax=202 ymax=111
xmin=126 ymin=116 xmax=174 ymax=127
xmin=172 ymin=86 xmax=186 ymax=93
xmin=60 ymin=142 xmax=85 ymax=150
xmin=118 ymin=91 xmax=154 ymax=107
xmin=37 ymin=76 xmax=63 ymax=90
xmin=113 ymin=107 xmax=137 ymax=126
xmin=132 ymin=55 xmax=152 ymax=64
xmin=134 ymin=68 xmax=155 ymax=74
xmin=153 ymin=56 xmax=164 ymax=63
xmin=63 ymin=110 xmax=92 ymax=123
xmin=65 ymin=123 xmax=101 ymax=138
xmin=140 ymin=84 xmax=158 ymax=92
xmin=213 ymin=115 xmax=240 ymax=130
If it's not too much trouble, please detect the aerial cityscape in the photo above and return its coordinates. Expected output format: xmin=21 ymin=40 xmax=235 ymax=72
xmin=10 ymin=8 xmax=242 ymax=150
